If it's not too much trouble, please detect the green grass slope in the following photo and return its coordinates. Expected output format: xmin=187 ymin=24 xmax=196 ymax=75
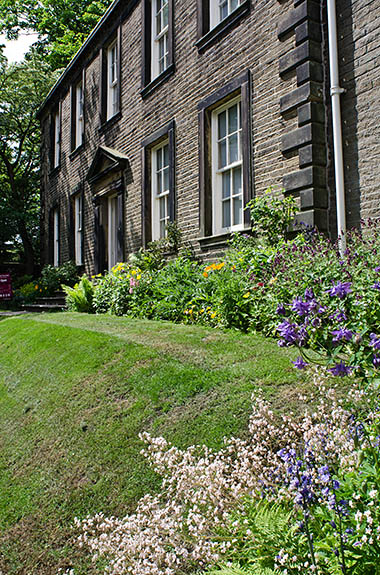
xmin=0 ymin=313 xmax=310 ymax=574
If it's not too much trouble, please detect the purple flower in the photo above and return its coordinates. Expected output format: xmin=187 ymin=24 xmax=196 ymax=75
xmin=291 ymin=297 xmax=310 ymax=316
xmin=277 ymin=320 xmax=301 ymax=345
xmin=276 ymin=303 xmax=287 ymax=316
xmin=373 ymin=355 xmax=380 ymax=368
xmin=328 ymin=281 xmax=352 ymax=299
xmin=293 ymin=356 xmax=308 ymax=370
xmin=332 ymin=479 xmax=341 ymax=490
xmin=375 ymin=266 xmax=380 ymax=273
xmin=369 ymin=333 xmax=380 ymax=350
xmin=329 ymin=361 xmax=352 ymax=377
xmin=372 ymin=282 xmax=380 ymax=290
xmin=304 ymin=288 xmax=314 ymax=301
xmin=331 ymin=327 xmax=353 ymax=343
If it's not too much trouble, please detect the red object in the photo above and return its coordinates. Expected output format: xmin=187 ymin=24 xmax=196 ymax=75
xmin=0 ymin=274 xmax=13 ymax=300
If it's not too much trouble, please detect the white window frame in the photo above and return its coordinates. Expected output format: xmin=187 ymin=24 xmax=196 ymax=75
xmin=74 ymin=194 xmax=83 ymax=266
xmin=151 ymin=139 xmax=170 ymax=241
xmin=75 ymin=81 xmax=84 ymax=148
xmin=210 ymin=0 xmax=242 ymax=29
xmin=53 ymin=110 xmax=60 ymax=168
xmin=107 ymin=40 xmax=118 ymax=120
xmin=211 ymin=96 xmax=244 ymax=236
xmin=108 ymin=194 xmax=118 ymax=270
xmin=53 ymin=208 xmax=59 ymax=267
xmin=151 ymin=0 xmax=169 ymax=80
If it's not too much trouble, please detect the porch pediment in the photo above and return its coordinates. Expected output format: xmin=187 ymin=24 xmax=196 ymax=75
xmin=86 ymin=145 xmax=130 ymax=185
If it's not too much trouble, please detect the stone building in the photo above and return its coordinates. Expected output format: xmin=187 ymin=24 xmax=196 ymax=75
xmin=38 ymin=0 xmax=380 ymax=274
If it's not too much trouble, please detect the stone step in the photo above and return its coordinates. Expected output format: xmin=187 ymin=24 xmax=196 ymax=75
xmin=36 ymin=296 xmax=67 ymax=305
xmin=21 ymin=303 xmax=67 ymax=313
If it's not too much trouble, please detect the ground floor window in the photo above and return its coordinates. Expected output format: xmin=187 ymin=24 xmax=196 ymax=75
xmin=108 ymin=194 xmax=118 ymax=270
xmin=151 ymin=139 xmax=170 ymax=240
xmin=211 ymin=96 xmax=243 ymax=234
xmin=198 ymin=70 xmax=252 ymax=239
xmin=74 ymin=194 xmax=84 ymax=266
xmin=141 ymin=120 xmax=175 ymax=246
xmin=53 ymin=208 xmax=60 ymax=266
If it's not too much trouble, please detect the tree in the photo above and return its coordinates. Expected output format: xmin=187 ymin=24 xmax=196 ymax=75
xmin=0 ymin=0 xmax=112 ymax=69
xmin=0 ymin=51 xmax=57 ymax=273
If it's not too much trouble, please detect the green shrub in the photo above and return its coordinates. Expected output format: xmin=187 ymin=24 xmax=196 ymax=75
xmin=62 ymin=276 xmax=95 ymax=313
xmin=13 ymin=281 xmax=41 ymax=304
xmin=39 ymin=261 xmax=79 ymax=295
xmin=246 ymin=189 xmax=297 ymax=245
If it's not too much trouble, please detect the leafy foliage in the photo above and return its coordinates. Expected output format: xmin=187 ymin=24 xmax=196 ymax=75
xmin=62 ymin=275 xmax=95 ymax=313
xmin=246 ymin=189 xmax=297 ymax=245
xmin=0 ymin=53 xmax=58 ymax=271
xmin=0 ymin=0 xmax=112 ymax=69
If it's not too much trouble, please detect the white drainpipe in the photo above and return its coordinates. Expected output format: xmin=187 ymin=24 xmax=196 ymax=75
xmin=326 ymin=0 xmax=347 ymax=254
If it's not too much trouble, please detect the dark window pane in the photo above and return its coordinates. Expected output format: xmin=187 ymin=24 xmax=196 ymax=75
xmin=222 ymin=199 xmax=231 ymax=228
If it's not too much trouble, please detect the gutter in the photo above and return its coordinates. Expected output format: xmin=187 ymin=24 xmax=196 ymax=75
xmin=326 ymin=0 xmax=346 ymax=253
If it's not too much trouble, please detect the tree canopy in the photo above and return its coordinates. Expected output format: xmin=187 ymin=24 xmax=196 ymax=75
xmin=0 ymin=51 xmax=58 ymax=272
xmin=0 ymin=0 xmax=112 ymax=69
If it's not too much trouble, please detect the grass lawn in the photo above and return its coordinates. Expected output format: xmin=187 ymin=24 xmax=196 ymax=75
xmin=0 ymin=312 xmax=315 ymax=574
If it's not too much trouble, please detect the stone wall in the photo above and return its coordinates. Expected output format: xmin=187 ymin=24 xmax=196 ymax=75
xmin=39 ymin=0 xmax=380 ymax=273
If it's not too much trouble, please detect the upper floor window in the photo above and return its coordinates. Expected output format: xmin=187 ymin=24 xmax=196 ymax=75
xmin=75 ymin=81 xmax=84 ymax=147
xmin=196 ymin=0 xmax=250 ymax=52
xmin=107 ymin=40 xmax=119 ymax=120
xmin=152 ymin=0 xmax=169 ymax=79
xmin=142 ymin=0 xmax=174 ymax=96
xmin=100 ymin=30 xmax=121 ymax=125
xmin=211 ymin=97 xmax=243 ymax=234
xmin=51 ymin=108 xmax=60 ymax=169
xmin=71 ymin=76 xmax=84 ymax=151
xmin=210 ymin=0 xmax=242 ymax=29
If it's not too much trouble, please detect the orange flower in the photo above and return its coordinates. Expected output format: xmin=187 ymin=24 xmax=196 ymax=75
xmin=203 ymin=271 xmax=208 ymax=278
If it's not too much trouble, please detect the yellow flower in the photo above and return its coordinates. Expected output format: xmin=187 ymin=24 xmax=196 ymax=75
xmin=137 ymin=274 xmax=141 ymax=280
xmin=243 ymin=292 xmax=250 ymax=299
xmin=200 ymin=309 xmax=204 ymax=314
xmin=189 ymin=309 xmax=193 ymax=314
xmin=207 ymin=306 xmax=211 ymax=311
xmin=131 ymin=270 xmax=137 ymax=276
xmin=35 ymin=285 xmax=38 ymax=290
xmin=269 ymin=277 xmax=277 ymax=285
xmin=216 ymin=262 xmax=225 ymax=270
xmin=211 ymin=312 xmax=217 ymax=319
xmin=203 ymin=271 xmax=208 ymax=278
xmin=91 ymin=275 xmax=95 ymax=279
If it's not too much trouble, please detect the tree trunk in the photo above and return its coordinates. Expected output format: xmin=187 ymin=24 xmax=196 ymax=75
xmin=18 ymin=219 xmax=35 ymax=275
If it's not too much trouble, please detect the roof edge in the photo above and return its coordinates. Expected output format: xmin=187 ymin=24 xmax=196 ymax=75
xmin=37 ymin=0 xmax=123 ymax=120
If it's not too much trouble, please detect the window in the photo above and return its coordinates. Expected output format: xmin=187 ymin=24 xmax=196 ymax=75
xmin=51 ymin=108 xmax=60 ymax=169
xmin=100 ymin=31 xmax=121 ymax=125
xmin=75 ymin=194 xmax=84 ymax=265
xmin=152 ymin=0 xmax=169 ymax=79
xmin=211 ymin=98 xmax=243 ymax=234
xmin=142 ymin=0 xmax=174 ymax=95
xmin=151 ymin=140 xmax=170 ymax=239
xmin=198 ymin=71 xmax=252 ymax=240
xmin=196 ymin=0 xmax=250 ymax=51
xmin=107 ymin=41 xmax=119 ymax=120
xmin=141 ymin=120 xmax=175 ymax=246
xmin=108 ymin=194 xmax=118 ymax=270
xmin=210 ymin=0 xmax=242 ymax=29
xmin=53 ymin=208 xmax=60 ymax=266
